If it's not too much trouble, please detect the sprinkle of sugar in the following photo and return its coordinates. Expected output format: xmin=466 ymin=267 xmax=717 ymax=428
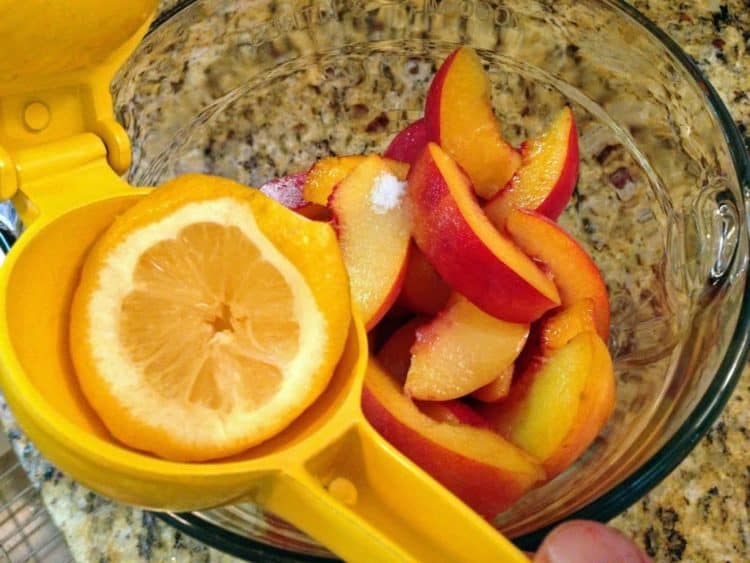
xmin=259 ymin=171 xmax=307 ymax=209
xmin=370 ymin=172 xmax=407 ymax=214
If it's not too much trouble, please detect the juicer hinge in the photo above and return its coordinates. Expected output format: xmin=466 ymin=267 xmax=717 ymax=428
xmin=0 ymin=91 xmax=131 ymax=202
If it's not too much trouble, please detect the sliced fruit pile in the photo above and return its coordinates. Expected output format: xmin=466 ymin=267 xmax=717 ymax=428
xmin=262 ymin=46 xmax=615 ymax=519
xmin=71 ymin=45 xmax=613 ymax=518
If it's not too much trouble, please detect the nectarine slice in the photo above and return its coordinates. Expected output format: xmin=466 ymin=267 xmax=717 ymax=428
xmin=415 ymin=399 xmax=491 ymax=429
xmin=259 ymin=172 xmax=330 ymax=220
xmin=397 ymin=245 xmax=452 ymax=315
xmin=479 ymin=331 xmax=614 ymax=478
xmin=505 ymin=209 xmax=610 ymax=339
xmin=376 ymin=317 xmax=424 ymax=382
xmin=543 ymin=333 xmax=614 ymax=477
xmin=406 ymin=294 xmax=529 ymax=401
xmin=384 ymin=118 xmax=428 ymax=164
xmin=304 ymin=156 xmax=365 ymax=205
xmin=330 ymin=155 xmax=413 ymax=330
xmin=471 ymin=364 xmax=514 ymax=403
xmin=485 ymin=107 xmax=579 ymax=226
xmin=425 ymin=47 xmax=521 ymax=199
xmin=539 ymin=298 xmax=598 ymax=352
xmin=304 ymin=155 xmax=409 ymax=205
xmin=377 ymin=322 xmax=492 ymax=427
xmin=259 ymin=171 xmax=308 ymax=209
xmin=363 ymin=360 xmax=545 ymax=519
xmin=409 ymin=143 xmax=560 ymax=323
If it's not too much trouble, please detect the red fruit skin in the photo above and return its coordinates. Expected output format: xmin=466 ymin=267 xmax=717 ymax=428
xmin=506 ymin=209 xmax=610 ymax=340
xmin=362 ymin=385 xmax=542 ymax=520
xmin=424 ymin=49 xmax=459 ymax=142
xmin=365 ymin=255 xmax=410 ymax=331
xmin=408 ymin=144 xmax=559 ymax=323
xmin=259 ymin=171 xmax=309 ymax=209
xmin=485 ymin=107 xmax=579 ymax=224
xmin=396 ymin=245 xmax=452 ymax=316
xmin=384 ymin=119 xmax=428 ymax=164
xmin=534 ymin=118 xmax=579 ymax=221
xmin=424 ymin=47 xmax=521 ymax=199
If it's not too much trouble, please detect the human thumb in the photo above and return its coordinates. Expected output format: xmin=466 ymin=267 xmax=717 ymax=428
xmin=533 ymin=520 xmax=652 ymax=563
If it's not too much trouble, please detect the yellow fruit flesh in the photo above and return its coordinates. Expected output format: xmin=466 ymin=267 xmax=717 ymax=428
xmin=439 ymin=48 xmax=521 ymax=199
xmin=406 ymin=295 xmax=529 ymax=401
xmin=120 ymin=222 xmax=299 ymax=412
xmin=330 ymin=155 xmax=412 ymax=329
xmin=502 ymin=333 xmax=593 ymax=459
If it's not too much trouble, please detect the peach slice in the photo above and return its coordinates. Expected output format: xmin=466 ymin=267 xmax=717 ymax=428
xmin=505 ymin=209 xmax=610 ymax=339
xmin=259 ymin=171 xmax=308 ymax=209
xmin=485 ymin=107 xmax=579 ymax=226
xmin=330 ymin=155 xmax=412 ymax=329
xmin=479 ymin=331 xmax=615 ymax=478
xmin=304 ymin=155 xmax=409 ymax=205
xmin=543 ymin=334 xmax=614 ymax=477
xmin=376 ymin=318 xmax=491 ymax=428
xmin=471 ymin=365 xmax=514 ymax=403
xmin=384 ymin=118 xmax=428 ymax=164
xmin=425 ymin=46 xmax=521 ymax=199
xmin=540 ymin=298 xmax=598 ymax=352
xmin=376 ymin=317 xmax=424 ymax=382
xmin=396 ymin=245 xmax=452 ymax=315
xmin=259 ymin=172 xmax=330 ymax=220
xmin=362 ymin=360 xmax=546 ymax=519
xmin=405 ymin=294 xmax=529 ymax=401
xmin=415 ymin=400 xmax=491 ymax=429
xmin=512 ymin=299 xmax=598 ymax=381
xmin=304 ymin=156 xmax=364 ymax=205
xmin=408 ymin=143 xmax=560 ymax=323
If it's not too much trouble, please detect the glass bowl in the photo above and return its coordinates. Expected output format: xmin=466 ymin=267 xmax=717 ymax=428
xmin=112 ymin=0 xmax=750 ymax=557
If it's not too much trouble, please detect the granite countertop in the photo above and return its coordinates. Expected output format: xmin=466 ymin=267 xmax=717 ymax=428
xmin=2 ymin=1 xmax=749 ymax=561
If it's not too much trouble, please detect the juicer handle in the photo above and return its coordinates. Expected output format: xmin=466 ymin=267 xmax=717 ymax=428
xmin=263 ymin=422 xmax=530 ymax=563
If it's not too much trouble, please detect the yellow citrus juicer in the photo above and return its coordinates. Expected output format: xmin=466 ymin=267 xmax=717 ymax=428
xmin=0 ymin=2 xmax=530 ymax=561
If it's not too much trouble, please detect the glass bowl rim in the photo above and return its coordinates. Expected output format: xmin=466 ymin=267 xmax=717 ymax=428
xmin=142 ymin=0 xmax=750 ymax=555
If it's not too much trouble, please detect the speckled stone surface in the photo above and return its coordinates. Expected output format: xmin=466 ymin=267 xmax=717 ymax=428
xmin=2 ymin=1 xmax=749 ymax=561
xmin=607 ymin=4 xmax=750 ymax=561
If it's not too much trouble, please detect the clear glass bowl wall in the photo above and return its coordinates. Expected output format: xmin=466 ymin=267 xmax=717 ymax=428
xmin=112 ymin=0 xmax=750 ymax=556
